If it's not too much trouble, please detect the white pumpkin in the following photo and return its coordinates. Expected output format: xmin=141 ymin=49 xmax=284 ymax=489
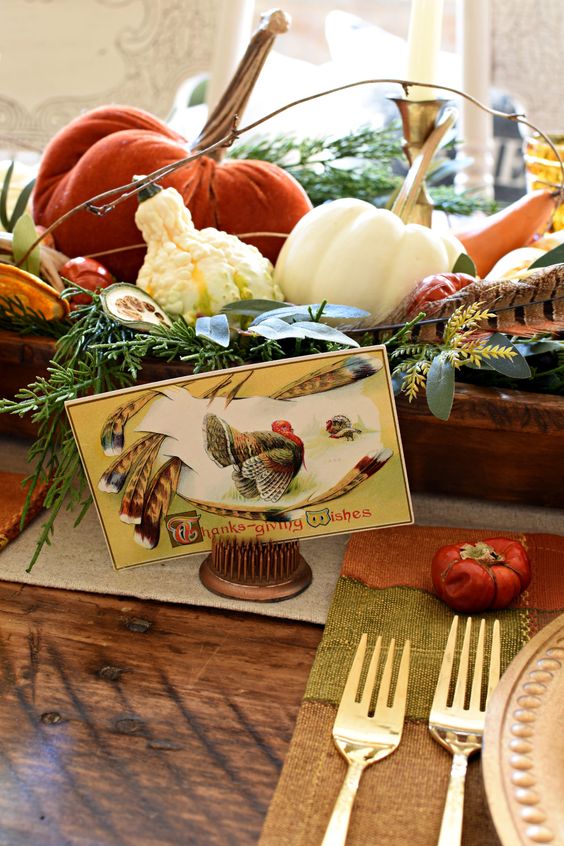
xmin=274 ymin=198 xmax=464 ymax=323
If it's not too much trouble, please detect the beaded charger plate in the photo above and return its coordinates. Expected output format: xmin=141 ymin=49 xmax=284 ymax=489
xmin=483 ymin=613 xmax=564 ymax=846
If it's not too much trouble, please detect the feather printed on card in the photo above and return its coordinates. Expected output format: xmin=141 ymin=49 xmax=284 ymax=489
xmin=290 ymin=447 xmax=394 ymax=507
xmin=184 ymin=447 xmax=393 ymax=521
xmin=98 ymin=434 xmax=163 ymax=494
xmin=271 ymin=354 xmax=383 ymax=399
xmin=100 ymin=391 xmax=160 ymax=456
xmin=134 ymin=457 xmax=182 ymax=549
xmin=119 ymin=437 xmax=165 ymax=524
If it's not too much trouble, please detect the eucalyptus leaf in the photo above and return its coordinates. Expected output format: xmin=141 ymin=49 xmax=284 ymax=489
xmin=9 ymin=178 xmax=35 ymax=231
xmin=426 ymin=354 xmax=455 ymax=420
xmin=0 ymin=161 xmax=14 ymax=231
xmin=462 ymin=359 xmax=496 ymax=371
xmin=482 ymin=333 xmax=531 ymax=378
xmin=514 ymin=339 xmax=564 ymax=356
xmin=391 ymin=370 xmax=406 ymax=396
xmin=527 ymin=242 xmax=564 ymax=270
xmin=195 ymin=314 xmax=230 ymax=348
xmin=250 ymin=303 xmax=370 ymax=325
xmin=451 ymin=252 xmax=477 ymax=277
xmin=12 ymin=213 xmax=41 ymax=278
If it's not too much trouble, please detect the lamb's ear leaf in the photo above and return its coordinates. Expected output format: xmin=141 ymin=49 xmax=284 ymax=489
xmin=250 ymin=316 xmax=308 ymax=340
xmin=426 ymin=354 xmax=455 ymax=420
xmin=451 ymin=253 xmax=477 ymax=276
xmin=195 ymin=314 xmax=231 ymax=348
xmin=221 ymin=299 xmax=289 ymax=318
xmin=290 ymin=321 xmax=359 ymax=347
xmin=250 ymin=303 xmax=370 ymax=325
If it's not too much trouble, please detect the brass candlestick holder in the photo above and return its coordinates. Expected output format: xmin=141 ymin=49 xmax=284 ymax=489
xmin=199 ymin=537 xmax=312 ymax=602
xmin=390 ymin=97 xmax=455 ymax=227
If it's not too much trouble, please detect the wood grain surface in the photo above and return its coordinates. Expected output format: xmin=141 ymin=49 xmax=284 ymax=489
xmin=0 ymin=581 xmax=322 ymax=846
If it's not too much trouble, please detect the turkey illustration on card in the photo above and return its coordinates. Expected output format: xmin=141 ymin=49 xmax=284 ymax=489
xmin=95 ymin=352 xmax=394 ymax=550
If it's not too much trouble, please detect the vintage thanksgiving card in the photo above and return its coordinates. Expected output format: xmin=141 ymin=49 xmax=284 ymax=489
xmin=66 ymin=347 xmax=413 ymax=568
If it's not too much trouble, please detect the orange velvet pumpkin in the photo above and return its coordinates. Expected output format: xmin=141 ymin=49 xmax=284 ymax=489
xmin=33 ymin=106 xmax=312 ymax=283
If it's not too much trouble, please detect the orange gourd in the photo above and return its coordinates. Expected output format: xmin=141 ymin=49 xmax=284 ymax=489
xmin=33 ymin=106 xmax=312 ymax=283
xmin=454 ymin=189 xmax=557 ymax=278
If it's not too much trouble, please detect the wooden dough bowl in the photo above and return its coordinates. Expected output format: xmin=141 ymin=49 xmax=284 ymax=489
xmin=0 ymin=330 xmax=562 ymax=508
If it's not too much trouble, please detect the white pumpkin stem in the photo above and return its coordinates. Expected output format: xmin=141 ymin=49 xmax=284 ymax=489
xmin=391 ymin=106 xmax=458 ymax=225
xmin=193 ymin=9 xmax=290 ymax=161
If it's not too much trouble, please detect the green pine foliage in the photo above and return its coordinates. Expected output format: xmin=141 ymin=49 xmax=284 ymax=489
xmin=229 ymin=126 xmax=498 ymax=216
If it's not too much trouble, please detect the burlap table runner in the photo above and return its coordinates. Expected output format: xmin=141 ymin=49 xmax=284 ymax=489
xmin=260 ymin=525 xmax=564 ymax=846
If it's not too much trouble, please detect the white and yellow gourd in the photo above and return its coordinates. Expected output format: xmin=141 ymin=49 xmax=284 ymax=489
xmin=134 ymin=183 xmax=283 ymax=323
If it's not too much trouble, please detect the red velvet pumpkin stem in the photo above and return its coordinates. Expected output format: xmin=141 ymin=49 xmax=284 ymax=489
xmin=193 ymin=9 xmax=290 ymax=161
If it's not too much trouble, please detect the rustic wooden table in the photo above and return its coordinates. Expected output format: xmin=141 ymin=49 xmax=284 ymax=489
xmin=0 ymin=581 xmax=322 ymax=846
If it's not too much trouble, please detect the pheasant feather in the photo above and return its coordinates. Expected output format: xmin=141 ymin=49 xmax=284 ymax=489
xmin=134 ymin=457 xmax=182 ymax=549
xmin=412 ymin=264 xmax=564 ymax=341
xmin=100 ymin=391 xmax=160 ymax=456
xmin=271 ymin=354 xmax=382 ymax=399
xmin=98 ymin=434 xmax=163 ymax=494
xmin=119 ymin=437 xmax=164 ymax=524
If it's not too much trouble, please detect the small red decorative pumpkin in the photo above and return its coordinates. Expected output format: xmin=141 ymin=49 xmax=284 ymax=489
xmin=431 ymin=537 xmax=531 ymax=613
xmin=59 ymin=256 xmax=115 ymax=307
xmin=33 ymin=106 xmax=312 ymax=283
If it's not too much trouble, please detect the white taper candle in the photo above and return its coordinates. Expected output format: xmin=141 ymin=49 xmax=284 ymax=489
xmin=406 ymin=0 xmax=445 ymax=101
xmin=455 ymin=0 xmax=494 ymax=197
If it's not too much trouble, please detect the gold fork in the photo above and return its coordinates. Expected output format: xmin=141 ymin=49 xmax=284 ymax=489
xmin=321 ymin=633 xmax=411 ymax=846
xmin=430 ymin=616 xmax=501 ymax=846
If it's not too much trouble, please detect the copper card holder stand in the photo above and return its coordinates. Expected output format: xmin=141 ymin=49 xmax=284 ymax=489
xmin=199 ymin=537 xmax=312 ymax=602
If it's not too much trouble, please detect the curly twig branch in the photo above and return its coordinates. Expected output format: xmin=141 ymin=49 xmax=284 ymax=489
xmin=19 ymin=79 xmax=564 ymax=268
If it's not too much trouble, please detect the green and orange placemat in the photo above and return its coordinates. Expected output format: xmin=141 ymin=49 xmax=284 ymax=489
xmin=260 ymin=525 xmax=564 ymax=846
xmin=0 ymin=470 xmax=47 ymax=551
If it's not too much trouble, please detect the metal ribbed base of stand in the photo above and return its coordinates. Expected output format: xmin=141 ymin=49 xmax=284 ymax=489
xmin=199 ymin=538 xmax=312 ymax=602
